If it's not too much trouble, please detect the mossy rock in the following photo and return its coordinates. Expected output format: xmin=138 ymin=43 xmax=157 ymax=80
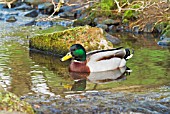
xmin=30 ymin=26 xmax=112 ymax=55
xmin=0 ymin=92 xmax=34 ymax=114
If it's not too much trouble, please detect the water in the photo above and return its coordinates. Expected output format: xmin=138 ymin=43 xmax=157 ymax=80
xmin=0 ymin=24 xmax=169 ymax=96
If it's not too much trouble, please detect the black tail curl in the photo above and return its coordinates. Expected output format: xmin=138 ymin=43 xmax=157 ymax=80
xmin=124 ymin=49 xmax=134 ymax=60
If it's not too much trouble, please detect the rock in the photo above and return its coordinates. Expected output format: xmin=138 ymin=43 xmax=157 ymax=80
xmin=36 ymin=21 xmax=54 ymax=27
xmin=103 ymin=19 xmax=120 ymax=26
xmin=14 ymin=3 xmax=32 ymax=10
xmin=5 ymin=16 xmax=17 ymax=22
xmin=93 ymin=17 xmax=105 ymax=25
xmin=143 ymin=23 xmax=154 ymax=33
xmin=58 ymin=11 xmax=75 ymax=18
xmin=0 ymin=13 xmax=4 ymax=20
xmin=108 ymin=25 xmax=115 ymax=32
xmin=24 ymin=9 xmax=38 ymax=17
xmin=56 ymin=21 xmax=73 ymax=27
xmin=21 ymin=19 xmax=35 ymax=26
xmin=96 ymin=24 xmax=108 ymax=31
xmin=38 ymin=2 xmax=53 ymax=10
xmin=29 ymin=26 xmax=112 ymax=55
xmin=73 ymin=17 xmax=95 ymax=27
xmin=60 ymin=5 xmax=80 ymax=12
xmin=116 ymin=25 xmax=124 ymax=32
xmin=37 ymin=3 xmax=54 ymax=14
xmin=157 ymin=37 xmax=170 ymax=47
xmin=132 ymin=25 xmax=140 ymax=33
xmin=24 ymin=0 xmax=57 ymax=6
xmin=105 ymin=33 xmax=121 ymax=45
xmin=60 ymin=5 xmax=74 ymax=12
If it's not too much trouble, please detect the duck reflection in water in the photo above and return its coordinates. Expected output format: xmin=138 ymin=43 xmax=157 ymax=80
xmin=70 ymin=66 xmax=131 ymax=91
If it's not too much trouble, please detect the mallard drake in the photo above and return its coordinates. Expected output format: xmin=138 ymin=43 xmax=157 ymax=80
xmin=61 ymin=44 xmax=133 ymax=72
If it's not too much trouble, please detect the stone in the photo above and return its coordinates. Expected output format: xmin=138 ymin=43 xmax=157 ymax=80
xmin=143 ymin=23 xmax=154 ymax=33
xmin=60 ymin=5 xmax=80 ymax=12
xmin=103 ymin=19 xmax=120 ymax=25
xmin=5 ymin=16 xmax=17 ymax=22
xmin=21 ymin=19 xmax=35 ymax=26
xmin=36 ymin=21 xmax=54 ymax=27
xmin=38 ymin=2 xmax=53 ymax=10
xmin=14 ymin=3 xmax=32 ymax=10
xmin=105 ymin=33 xmax=121 ymax=45
xmin=24 ymin=0 xmax=55 ymax=6
xmin=96 ymin=24 xmax=108 ymax=31
xmin=132 ymin=25 xmax=140 ymax=33
xmin=24 ymin=10 xmax=38 ymax=17
xmin=157 ymin=37 xmax=170 ymax=46
xmin=58 ymin=11 xmax=75 ymax=18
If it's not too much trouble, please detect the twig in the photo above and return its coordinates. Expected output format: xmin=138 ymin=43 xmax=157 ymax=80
xmin=48 ymin=0 xmax=64 ymax=18
xmin=114 ymin=0 xmax=121 ymax=13
xmin=0 ymin=0 xmax=17 ymax=8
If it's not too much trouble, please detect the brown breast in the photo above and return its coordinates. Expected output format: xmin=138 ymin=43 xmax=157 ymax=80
xmin=69 ymin=61 xmax=90 ymax=73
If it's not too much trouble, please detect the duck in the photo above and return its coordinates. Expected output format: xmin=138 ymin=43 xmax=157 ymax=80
xmin=61 ymin=44 xmax=133 ymax=73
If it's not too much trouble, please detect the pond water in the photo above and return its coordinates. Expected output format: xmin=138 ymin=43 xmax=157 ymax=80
xmin=0 ymin=24 xmax=169 ymax=98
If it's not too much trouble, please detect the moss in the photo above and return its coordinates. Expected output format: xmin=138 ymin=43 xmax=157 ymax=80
xmin=122 ymin=19 xmax=129 ymax=24
xmin=0 ymin=92 xmax=34 ymax=114
xmin=30 ymin=26 xmax=112 ymax=55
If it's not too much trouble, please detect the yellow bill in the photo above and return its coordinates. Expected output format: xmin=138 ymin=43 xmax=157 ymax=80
xmin=61 ymin=52 xmax=72 ymax=61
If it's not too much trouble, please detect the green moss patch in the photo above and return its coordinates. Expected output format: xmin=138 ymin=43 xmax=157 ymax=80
xmin=29 ymin=25 xmax=112 ymax=55
xmin=0 ymin=92 xmax=34 ymax=114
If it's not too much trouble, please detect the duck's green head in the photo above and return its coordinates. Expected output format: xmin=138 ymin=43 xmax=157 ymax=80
xmin=61 ymin=44 xmax=86 ymax=61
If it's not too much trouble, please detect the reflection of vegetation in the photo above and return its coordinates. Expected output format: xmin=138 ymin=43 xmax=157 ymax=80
xmin=29 ymin=51 xmax=74 ymax=94
xmin=3 ymin=42 xmax=32 ymax=96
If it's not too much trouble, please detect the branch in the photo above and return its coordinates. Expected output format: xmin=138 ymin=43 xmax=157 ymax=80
xmin=48 ymin=0 xmax=64 ymax=18
xmin=0 ymin=0 xmax=17 ymax=8
xmin=114 ymin=0 xmax=121 ymax=13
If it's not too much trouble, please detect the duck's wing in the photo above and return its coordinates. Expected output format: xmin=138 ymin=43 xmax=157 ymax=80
xmin=86 ymin=47 xmax=126 ymax=62
xmin=86 ymin=47 xmax=123 ymax=58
